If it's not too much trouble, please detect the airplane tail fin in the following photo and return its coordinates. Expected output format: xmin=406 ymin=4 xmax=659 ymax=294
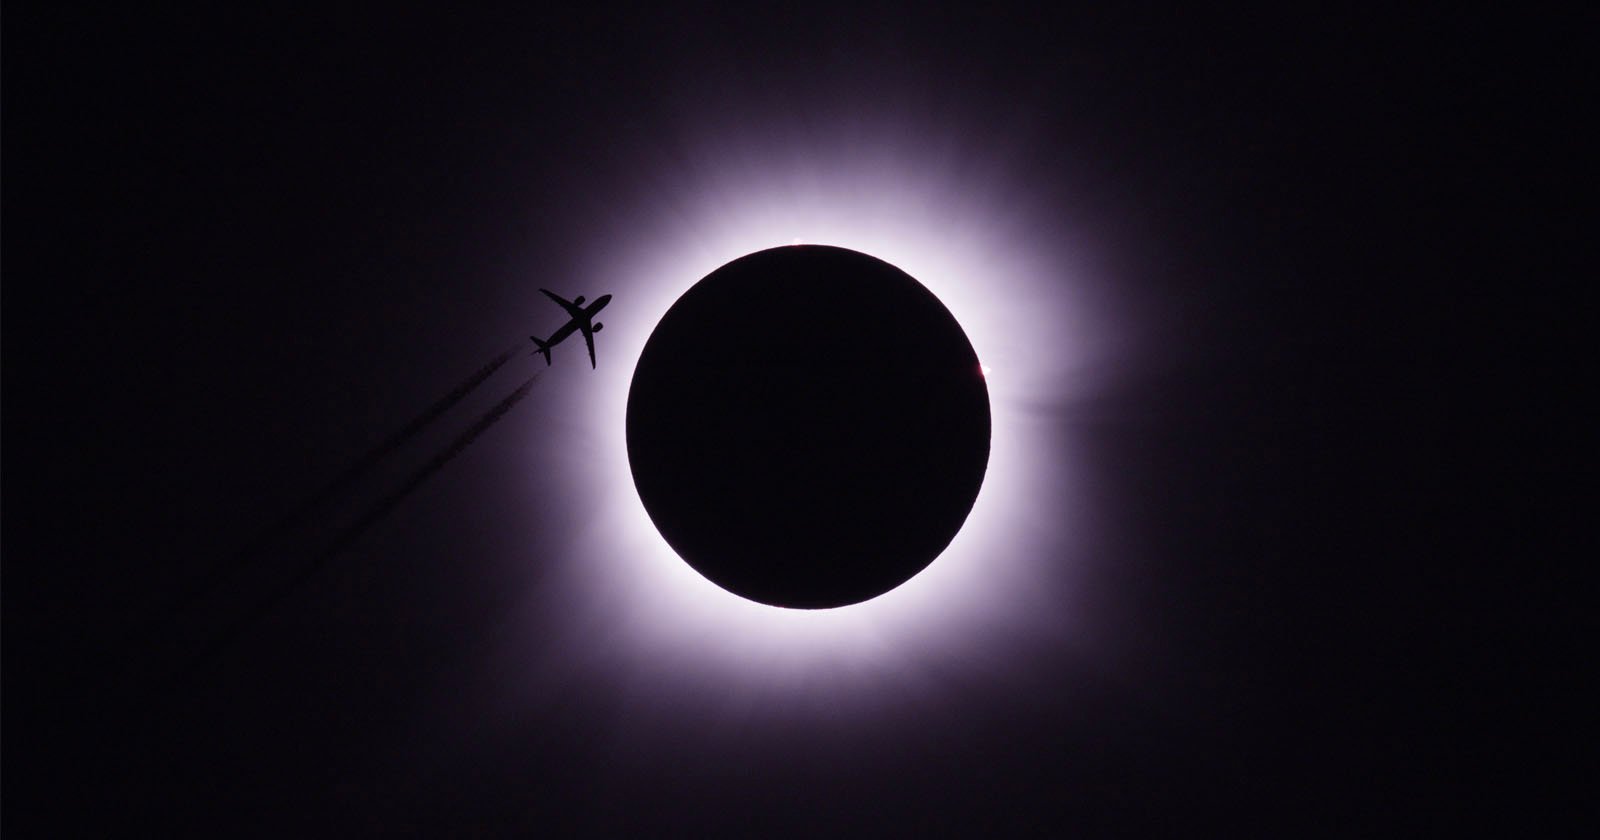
xmin=530 ymin=336 xmax=552 ymax=365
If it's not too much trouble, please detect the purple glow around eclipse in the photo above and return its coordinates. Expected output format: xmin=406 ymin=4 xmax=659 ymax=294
xmin=487 ymin=98 xmax=1145 ymax=734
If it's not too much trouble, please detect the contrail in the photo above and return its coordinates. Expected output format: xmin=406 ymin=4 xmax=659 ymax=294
xmin=174 ymin=374 xmax=541 ymax=683
xmin=140 ymin=344 xmax=522 ymax=637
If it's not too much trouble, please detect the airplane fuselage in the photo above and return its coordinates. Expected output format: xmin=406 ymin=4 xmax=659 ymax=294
xmin=532 ymin=291 xmax=612 ymax=367
xmin=543 ymin=296 xmax=609 ymax=345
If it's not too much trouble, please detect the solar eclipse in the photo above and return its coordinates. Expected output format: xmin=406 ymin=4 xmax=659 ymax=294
xmin=533 ymin=118 xmax=1124 ymax=711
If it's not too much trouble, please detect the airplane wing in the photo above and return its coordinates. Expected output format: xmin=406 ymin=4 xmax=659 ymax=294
xmin=581 ymin=323 xmax=598 ymax=368
xmin=540 ymin=288 xmax=586 ymax=319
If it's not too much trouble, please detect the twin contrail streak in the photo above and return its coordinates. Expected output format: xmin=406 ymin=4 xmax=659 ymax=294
xmin=176 ymin=375 xmax=541 ymax=682
xmin=139 ymin=345 xmax=522 ymax=640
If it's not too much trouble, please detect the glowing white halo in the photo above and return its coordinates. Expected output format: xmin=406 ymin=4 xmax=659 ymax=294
xmin=510 ymin=120 xmax=1129 ymax=722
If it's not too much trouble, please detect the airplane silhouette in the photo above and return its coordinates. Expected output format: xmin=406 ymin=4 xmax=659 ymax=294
xmin=531 ymin=289 xmax=611 ymax=368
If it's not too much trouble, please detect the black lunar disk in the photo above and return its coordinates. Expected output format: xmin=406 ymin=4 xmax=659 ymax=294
xmin=626 ymin=245 xmax=990 ymax=609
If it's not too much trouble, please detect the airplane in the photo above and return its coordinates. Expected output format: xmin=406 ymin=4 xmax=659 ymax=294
xmin=531 ymin=289 xmax=612 ymax=368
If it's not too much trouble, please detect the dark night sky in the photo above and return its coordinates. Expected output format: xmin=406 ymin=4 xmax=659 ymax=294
xmin=4 ymin=5 xmax=1584 ymax=836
